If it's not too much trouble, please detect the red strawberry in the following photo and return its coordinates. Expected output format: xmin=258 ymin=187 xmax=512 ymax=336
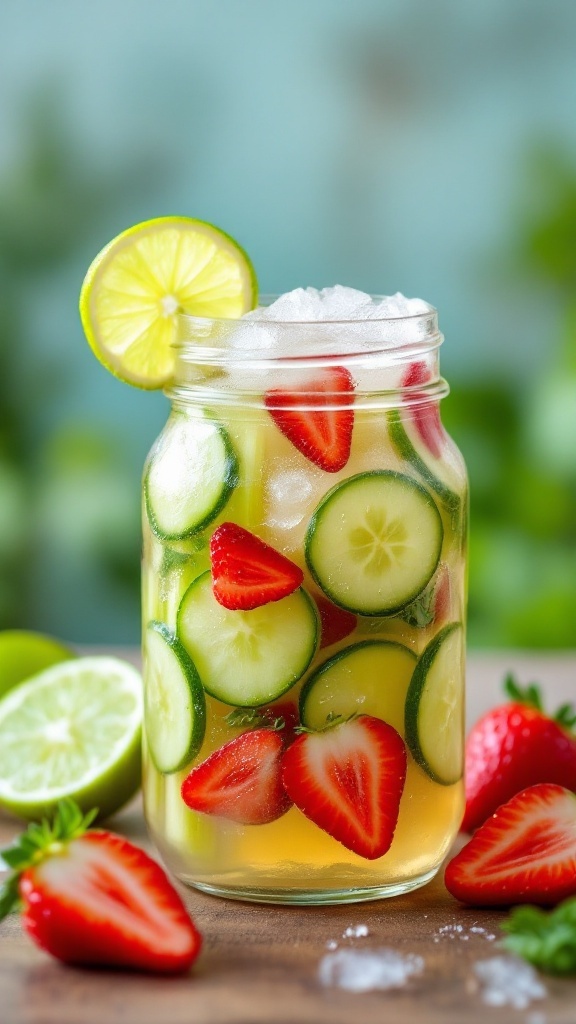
xmin=314 ymin=592 xmax=357 ymax=648
xmin=403 ymin=360 xmax=443 ymax=459
xmin=210 ymin=522 xmax=303 ymax=610
xmin=281 ymin=715 xmax=406 ymax=860
xmin=265 ymin=366 xmax=354 ymax=473
xmin=445 ymin=783 xmax=576 ymax=906
xmin=181 ymin=728 xmax=292 ymax=825
xmin=0 ymin=800 xmax=201 ymax=973
xmin=463 ymin=677 xmax=576 ymax=834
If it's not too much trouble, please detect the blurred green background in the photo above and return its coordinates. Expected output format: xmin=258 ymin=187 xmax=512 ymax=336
xmin=1 ymin=0 xmax=575 ymax=648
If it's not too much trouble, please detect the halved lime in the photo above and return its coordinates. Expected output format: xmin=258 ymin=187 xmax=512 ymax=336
xmin=79 ymin=216 xmax=257 ymax=389
xmin=0 ymin=629 xmax=75 ymax=701
xmin=0 ymin=657 xmax=142 ymax=821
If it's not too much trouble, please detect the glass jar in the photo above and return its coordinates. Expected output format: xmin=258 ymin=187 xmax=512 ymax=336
xmin=142 ymin=302 xmax=468 ymax=905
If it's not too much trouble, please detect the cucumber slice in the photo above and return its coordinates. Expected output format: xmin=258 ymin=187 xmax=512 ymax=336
xmin=145 ymin=412 xmax=238 ymax=540
xmin=388 ymin=409 xmax=460 ymax=512
xmin=305 ymin=471 xmax=443 ymax=616
xmin=144 ymin=621 xmax=206 ymax=774
xmin=177 ymin=571 xmax=319 ymax=706
xmin=300 ymin=640 xmax=417 ymax=736
xmin=404 ymin=622 xmax=464 ymax=785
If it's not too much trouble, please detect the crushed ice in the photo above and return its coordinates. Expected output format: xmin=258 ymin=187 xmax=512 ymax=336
xmin=472 ymin=956 xmax=547 ymax=1010
xmin=245 ymin=286 xmax=431 ymax=323
xmin=228 ymin=286 xmax=434 ymax=358
xmin=318 ymin=948 xmax=424 ymax=993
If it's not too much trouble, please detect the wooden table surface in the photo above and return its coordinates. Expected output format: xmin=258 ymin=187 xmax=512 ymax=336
xmin=1 ymin=651 xmax=575 ymax=1024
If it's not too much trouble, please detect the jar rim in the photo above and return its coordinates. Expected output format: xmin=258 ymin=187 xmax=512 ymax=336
xmin=175 ymin=297 xmax=441 ymax=368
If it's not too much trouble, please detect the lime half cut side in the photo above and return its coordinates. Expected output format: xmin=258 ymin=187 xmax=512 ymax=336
xmin=0 ymin=657 xmax=143 ymax=822
xmin=79 ymin=217 xmax=257 ymax=389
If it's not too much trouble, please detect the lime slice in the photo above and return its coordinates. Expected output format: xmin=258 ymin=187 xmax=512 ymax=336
xmin=0 ymin=657 xmax=142 ymax=821
xmin=79 ymin=216 xmax=257 ymax=389
xmin=0 ymin=630 xmax=75 ymax=701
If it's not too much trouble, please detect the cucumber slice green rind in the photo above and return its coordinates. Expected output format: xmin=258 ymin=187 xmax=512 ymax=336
xmin=305 ymin=471 xmax=443 ymax=616
xmin=300 ymin=640 xmax=417 ymax=736
xmin=145 ymin=621 xmax=206 ymax=774
xmin=177 ymin=572 xmax=319 ymax=707
xmin=388 ymin=409 xmax=460 ymax=512
xmin=145 ymin=415 xmax=238 ymax=541
xmin=404 ymin=622 xmax=464 ymax=785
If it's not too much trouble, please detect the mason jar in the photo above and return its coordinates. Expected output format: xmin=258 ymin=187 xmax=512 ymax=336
xmin=142 ymin=302 xmax=468 ymax=904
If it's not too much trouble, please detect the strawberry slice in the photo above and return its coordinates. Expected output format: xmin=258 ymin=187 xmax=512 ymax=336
xmin=0 ymin=800 xmax=201 ymax=973
xmin=210 ymin=522 xmax=304 ymax=610
xmin=281 ymin=715 xmax=406 ymax=859
xmin=265 ymin=366 xmax=354 ymax=473
xmin=314 ymin=592 xmax=357 ymax=648
xmin=445 ymin=783 xmax=576 ymax=906
xmin=181 ymin=728 xmax=292 ymax=825
xmin=403 ymin=360 xmax=443 ymax=459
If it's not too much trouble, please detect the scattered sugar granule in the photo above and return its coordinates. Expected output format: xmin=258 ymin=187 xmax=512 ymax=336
xmin=343 ymin=924 xmax=369 ymax=939
xmin=318 ymin=948 xmax=424 ymax=993
xmin=325 ymin=940 xmax=338 ymax=951
xmin=433 ymin=922 xmax=496 ymax=943
xmin=473 ymin=956 xmax=547 ymax=1010
xmin=469 ymin=926 xmax=496 ymax=940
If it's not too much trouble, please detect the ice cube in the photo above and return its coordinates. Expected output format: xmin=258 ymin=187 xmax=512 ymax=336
xmin=265 ymin=468 xmax=314 ymax=530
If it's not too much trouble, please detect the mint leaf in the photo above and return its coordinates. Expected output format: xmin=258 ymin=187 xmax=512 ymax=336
xmin=502 ymin=898 xmax=576 ymax=975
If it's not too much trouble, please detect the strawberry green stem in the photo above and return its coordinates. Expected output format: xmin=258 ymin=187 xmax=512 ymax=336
xmin=0 ymin=799 xmax=97 ymax=921
xmin=504 ymin=673 xmax=576 ymax=729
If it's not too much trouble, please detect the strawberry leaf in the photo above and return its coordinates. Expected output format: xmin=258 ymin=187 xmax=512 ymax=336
xmin=503 ymin=674 xmax=576 ymax=731
xmin=225 ymin=707 xmax=286 ymax=732
xmin=0 ymin=799 xmax=98 ymax=915
xmin=555 ymin=703 xmax=576 ymax=729
xmin=504 ymin=674 xmax=544 ymax=711
xmin=502 ymin=898 xmax=576 ymax=975
xmin=0 ymin=874 xmax=21 ymax=921
xmin=1 ymin=846 xmax=32 ymax=871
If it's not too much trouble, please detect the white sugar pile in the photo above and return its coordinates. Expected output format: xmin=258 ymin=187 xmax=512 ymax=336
xmin=318 ymin=947 xmax=424 ymax=993
xmin=473 ymin=956 xmax=547 ymax=1010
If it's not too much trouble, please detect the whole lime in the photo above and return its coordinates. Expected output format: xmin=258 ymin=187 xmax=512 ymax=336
xmin=0 ymin=630 xmax=75 ymax=700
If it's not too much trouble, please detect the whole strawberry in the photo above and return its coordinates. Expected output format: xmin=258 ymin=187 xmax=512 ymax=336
xmin=0 ymin=799 xmax=201 ymax=973
xmin=463 ymin=675 xmax=576 ymax=833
